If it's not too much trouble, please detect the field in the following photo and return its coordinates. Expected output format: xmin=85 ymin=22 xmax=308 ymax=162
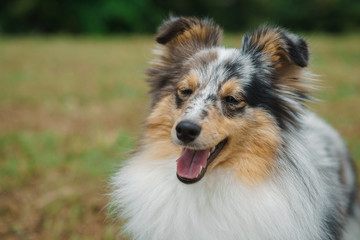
xmin=0 ymin=34 xmax=359 ymax=239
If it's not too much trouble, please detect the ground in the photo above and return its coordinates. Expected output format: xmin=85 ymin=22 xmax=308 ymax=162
xmin=0 ymin=34 xmax=359 ymax=239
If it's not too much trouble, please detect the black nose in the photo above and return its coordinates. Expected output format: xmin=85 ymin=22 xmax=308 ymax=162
xmin=176 ymin=121 xmax=201 ymax=144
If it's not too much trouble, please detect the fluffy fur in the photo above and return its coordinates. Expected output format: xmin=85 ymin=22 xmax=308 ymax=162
xmin=110 ymin=17 xmax=360 ymax=240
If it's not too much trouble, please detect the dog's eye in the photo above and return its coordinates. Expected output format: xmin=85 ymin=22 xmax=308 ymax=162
xmin=179 ymin=89 xmax=193 ymax=97
xmin=224 ymin=96 xmax=241 ymax=105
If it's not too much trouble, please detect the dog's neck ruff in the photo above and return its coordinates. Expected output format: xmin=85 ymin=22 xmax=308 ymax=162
xmin=111 ymin=141 xmax=328 ymax=240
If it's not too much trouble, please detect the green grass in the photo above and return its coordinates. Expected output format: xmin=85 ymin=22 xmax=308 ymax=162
xmin=0 ymin=33 xmax=359 ymax=239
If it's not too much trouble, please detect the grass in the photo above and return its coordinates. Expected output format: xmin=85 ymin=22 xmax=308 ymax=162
xmin=0 ymin=33 xmax=359 ymax=239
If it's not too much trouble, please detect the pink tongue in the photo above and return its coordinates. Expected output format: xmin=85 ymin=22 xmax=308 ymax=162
xmin=176 ymin=148 xmax=210 ymax=179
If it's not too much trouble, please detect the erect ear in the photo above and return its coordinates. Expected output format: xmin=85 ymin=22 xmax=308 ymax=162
xmin=241 ymin=26 xmax=309 ymax=71
xmin=155 ymin=17 xmax=223 ymax=57
xmin=241 ymin=27 xmax=313 ymax=106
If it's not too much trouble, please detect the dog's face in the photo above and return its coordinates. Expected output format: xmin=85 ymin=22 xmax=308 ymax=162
xmin=144 ymin=17 xmax=311 ymax=184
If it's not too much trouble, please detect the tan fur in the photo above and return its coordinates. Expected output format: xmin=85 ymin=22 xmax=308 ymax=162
xmin=156 ymin=19 xmax=222 ymax=63
xmin=178 ymin=74 xmax=199 ymax=92
xmin=219 ymin=79 xmax=247 ymax=108
xmin=251 ymin=30 xmax=287 ymax=65
xmin=219 ymin=109 xmax=281 ymax=183
xmin=170 ymin=24 xmax=218 ymax=47
xmin=220 ymin=79 xmax=243 ymax=97
xmin=213 ymin=79 xmax=280 ymax=182
xmin=276 ymin=64 xmax=312 ymax=93
xmin=144 ymin=95 xmax=182 ymax=159
xmin=200 ymin=106 xmax=281 ymax=184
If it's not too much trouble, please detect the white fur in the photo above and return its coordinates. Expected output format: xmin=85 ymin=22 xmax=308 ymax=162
xmin=111 ymin=112 xmax=359 ymax=240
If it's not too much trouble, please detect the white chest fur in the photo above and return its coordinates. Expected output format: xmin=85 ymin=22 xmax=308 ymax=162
xmin=111 ymin=153 xmax=328 ymax=240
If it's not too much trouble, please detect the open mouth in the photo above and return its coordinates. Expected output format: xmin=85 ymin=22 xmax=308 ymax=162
xmin=176 ymin=138 xmax=228 ymax=184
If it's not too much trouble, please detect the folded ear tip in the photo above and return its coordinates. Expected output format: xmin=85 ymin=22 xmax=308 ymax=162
xmin=283 ymin=32 xmax=309 ymax=67
xmin=155 ymin=17 xmax=192 ymax=45
xmin=296 ymin=39 xmax=309 ymax=67
xmin=154 ymin=16 xmax=222 ymax=46
xmin=155 ymin=35 xmax=169 ymax=44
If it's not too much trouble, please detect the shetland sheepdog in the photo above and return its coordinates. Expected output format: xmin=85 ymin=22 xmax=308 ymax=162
xmin=111 ymin=17 xmax=360 ymax=240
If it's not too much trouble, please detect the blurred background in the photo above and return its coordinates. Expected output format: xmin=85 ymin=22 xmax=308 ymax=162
xmin=1 ymin=0 xmax=360 ymax=34
xmin=0 ymin=0 xmax=359 ymax=239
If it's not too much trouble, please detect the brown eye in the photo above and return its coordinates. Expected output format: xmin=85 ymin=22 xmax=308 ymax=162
xmin=178 ymin=89 xmax=193 ymax=98
xmin=224 ymin=96 xmax=241 ymax=105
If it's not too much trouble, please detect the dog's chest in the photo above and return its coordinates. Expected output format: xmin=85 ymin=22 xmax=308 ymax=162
xmin=113 ymin=158 xmax=322 ymax=240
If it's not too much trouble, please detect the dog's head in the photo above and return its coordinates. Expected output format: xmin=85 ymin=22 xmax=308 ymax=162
xmin=144 ymin=17 xmax=312 ymax=184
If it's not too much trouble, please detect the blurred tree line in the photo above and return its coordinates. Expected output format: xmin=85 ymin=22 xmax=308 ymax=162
xmin=1 ymin=0 xmax=360 ymax=34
